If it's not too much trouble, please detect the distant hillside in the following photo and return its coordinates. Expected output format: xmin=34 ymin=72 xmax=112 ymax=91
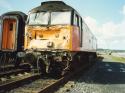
xmin=97 ymin=48 xmax=125 ymax=53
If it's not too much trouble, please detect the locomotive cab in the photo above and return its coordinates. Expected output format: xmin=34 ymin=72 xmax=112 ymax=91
xmin=24 ymin=1 xmax=76 ymax=75
xmin=25 ymin=11 xmax=73 ymax=50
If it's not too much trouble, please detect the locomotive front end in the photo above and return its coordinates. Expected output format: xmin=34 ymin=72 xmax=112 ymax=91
xmin=24 ymin=11 xmax=73 ymax=75
xmin=20 ymin=1 xmax=97 ymax=76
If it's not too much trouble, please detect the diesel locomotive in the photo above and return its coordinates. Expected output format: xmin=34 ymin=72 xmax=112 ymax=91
xmin=17 ymin=1 xmax=97 ymax=75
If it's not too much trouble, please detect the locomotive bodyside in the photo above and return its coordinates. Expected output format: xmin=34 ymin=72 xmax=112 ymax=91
xmin=23 ymin=1 xmax=97 ymax=75
xmin=81 ymin=21 xmax=97 ymax=52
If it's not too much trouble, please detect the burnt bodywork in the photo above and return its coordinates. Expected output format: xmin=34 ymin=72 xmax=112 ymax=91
xmin=30 ymin=1 xmax=74 ymax=13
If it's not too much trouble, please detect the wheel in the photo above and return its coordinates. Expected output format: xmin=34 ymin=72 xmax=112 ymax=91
xmin=38 ymin=58 xmax=47 ymax=75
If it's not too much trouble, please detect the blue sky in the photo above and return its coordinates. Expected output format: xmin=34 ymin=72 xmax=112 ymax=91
xmin=0 ymin=0 xmax=125 ymax=50
xmin=1 ymin=0 xmax=125 ymax=23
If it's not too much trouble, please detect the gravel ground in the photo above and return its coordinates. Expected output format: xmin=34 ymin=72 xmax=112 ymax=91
xmin=9 ymin=77 xmax=57 ymax=93
xmin=56 ymin=55 xmax=125 ymax=93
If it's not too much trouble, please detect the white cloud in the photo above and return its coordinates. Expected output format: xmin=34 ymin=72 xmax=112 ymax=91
xmin=83 ymin=5 xmax=125 ymax=50
xmin=83 ymin=16 xmax=125 ymax=50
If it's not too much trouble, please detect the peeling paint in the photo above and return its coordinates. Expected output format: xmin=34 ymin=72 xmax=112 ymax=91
xmin=24 ymin=25 xmax=72 ymax=50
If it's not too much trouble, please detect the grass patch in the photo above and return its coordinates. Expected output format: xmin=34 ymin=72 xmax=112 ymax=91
xmin=110 ymin=55 xmax=125 ymax=63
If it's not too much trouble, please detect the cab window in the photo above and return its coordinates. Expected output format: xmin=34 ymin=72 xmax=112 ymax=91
xmin=9 ymin=23 xmax=14 ymax=31
xmin=74 ymin=14 xmax=79 ymax=26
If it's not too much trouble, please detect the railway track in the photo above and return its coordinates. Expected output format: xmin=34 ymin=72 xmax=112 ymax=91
xmin=0 ymin=69 xmax=30 ymax=78
xmin=0 ymin=72 xmax=40 ymax=93
xmin=0 ymin=56 xmax=93 ymax=93
xmin=7 ymin=75 xmax=70 ymax=93
xmin=0 ymin=62 xmax=31 ymax=78
xmin=5 ymin=63 xmax=88 ymax=93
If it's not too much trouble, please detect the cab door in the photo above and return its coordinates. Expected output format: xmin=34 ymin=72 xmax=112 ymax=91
xmin=2 ymin=18 xmax=17 ymax=50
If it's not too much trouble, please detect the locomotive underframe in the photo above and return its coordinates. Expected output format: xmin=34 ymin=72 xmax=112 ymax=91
xmin=0 ymin=51 xmax=20 ymax=72
xmin=20 ymin=49 xmax=96 ymax=76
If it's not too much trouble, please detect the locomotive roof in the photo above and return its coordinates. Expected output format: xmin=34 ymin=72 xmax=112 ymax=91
xmin=29 ymin=1 xmax=75 ymax=13
xmin=1 ymin=11 xmax=27 ymax=21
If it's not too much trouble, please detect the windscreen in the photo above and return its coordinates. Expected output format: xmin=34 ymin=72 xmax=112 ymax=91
xmin=28 ymin=11 xmax=71 ymax=25
xmin=51 ymin=12 xmax=71 ymax=25
xmin=28 ymin=12 xmax=49 ymax=25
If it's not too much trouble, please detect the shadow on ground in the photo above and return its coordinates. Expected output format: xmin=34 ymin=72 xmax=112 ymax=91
xmin=78 ymin=60 xmax=125 ymax=84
